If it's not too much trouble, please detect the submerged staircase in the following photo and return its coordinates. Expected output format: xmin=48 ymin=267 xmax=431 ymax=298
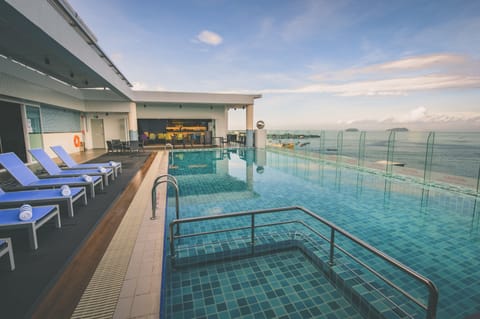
xmin=168 ymin=206 xmax=438 ymax=319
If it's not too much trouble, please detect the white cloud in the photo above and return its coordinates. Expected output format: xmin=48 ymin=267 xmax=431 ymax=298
xmin=263 ymin=74 xmax=480 ymax=96
xmin=343 ymin=107 xmax=480 ymax=126
xmin=131 ymin=81 xmax=167 ymax=91
xmin=311 ymin=54 xmax=471 ymax=82
xmin=197 ymin=30 xmax=223 ymax=46
xmin=378 ymin=54 xmax=466 ymax=71
xmin=268 ymin=54 xmax=480 ymax=96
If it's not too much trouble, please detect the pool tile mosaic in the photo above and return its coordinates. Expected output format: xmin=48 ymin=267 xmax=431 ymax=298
xmin=165 ymin=249 xmax=365 ymax=319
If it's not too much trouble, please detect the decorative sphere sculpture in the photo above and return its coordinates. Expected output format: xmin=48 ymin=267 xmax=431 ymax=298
xmin=256 ymin=120 xmax=265 ymax=129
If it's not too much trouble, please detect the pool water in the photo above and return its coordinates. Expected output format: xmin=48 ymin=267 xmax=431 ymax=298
xmin=163 ymin=148 xmax=480 ymax=319
xmin=166 ymin=250 xmax=364 ymax=319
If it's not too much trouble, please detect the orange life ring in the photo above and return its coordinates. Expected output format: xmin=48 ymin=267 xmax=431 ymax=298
xmin=73 ymin=135 xmax=81 ymax=147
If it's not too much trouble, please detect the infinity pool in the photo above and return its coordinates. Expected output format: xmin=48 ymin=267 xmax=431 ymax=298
xmin=162 ymin=148 xmax=480 ymax=319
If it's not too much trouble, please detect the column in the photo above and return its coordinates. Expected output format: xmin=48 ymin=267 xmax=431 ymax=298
xmin=245 ymin=104 xmax=254 ymax=147
xmin=128 ymin=102 xmax=138 ymax=141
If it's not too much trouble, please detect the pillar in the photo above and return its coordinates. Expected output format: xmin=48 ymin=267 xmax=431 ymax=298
xmin=245 ymin=104 xmax=254 ymax=147
xmin=128 ymin=102 xmax=138 ymax=141
xmin=245 ymin=149 xmax=254 ymax=191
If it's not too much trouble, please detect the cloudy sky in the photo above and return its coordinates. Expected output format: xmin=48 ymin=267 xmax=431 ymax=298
xmin=69 ymin=0 xmax=480 ymax=131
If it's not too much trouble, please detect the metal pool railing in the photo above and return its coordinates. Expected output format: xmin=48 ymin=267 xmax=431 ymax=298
xmin=169 ymin=205 xmax=439 ymax=319
xmin=151 ymin=174 xmax=179 ymax=221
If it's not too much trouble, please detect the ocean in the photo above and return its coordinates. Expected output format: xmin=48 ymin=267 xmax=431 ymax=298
xmin=266 ymin=130 xmax=480 ymax=191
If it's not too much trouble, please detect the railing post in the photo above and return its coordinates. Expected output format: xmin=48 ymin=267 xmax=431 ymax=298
xmin=336 ymin=131 xmax=343 ymax=164
xmin=386 ymin=131 xmax=396 ymax=176
xmin=151 ymin=175 xmax=180 ymax=235
xmin=358 ymin=131 xmax=366 ymax=168
xmin=251 ymin=214 xmax=255 ymax=255
xmin=476 ymin=163 xmax=480 ymax=195
xmin=329 ymin=228 xmax=335 ymax=266
xmin=426 ymin=282 xmax=438 ymax=319
xmin=169 ymin=223 xmax=176 ymax=267
xmin=423 ymin=132 xmax=435 ymax=184
xmin=319 ymin=130 xmax=325 ymax=160
xmin=151 ymin=184 xmax=157 ymax=220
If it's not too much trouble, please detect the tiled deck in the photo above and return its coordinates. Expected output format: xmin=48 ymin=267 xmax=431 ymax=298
xmin=48 ymin=149 xmax=169 ymax=318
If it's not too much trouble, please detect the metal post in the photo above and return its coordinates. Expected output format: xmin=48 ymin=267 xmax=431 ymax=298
xmin=423 ymin=132 xmax=435 ymax=184
xmin=386 ymin=131 xmax=396 ymax=176
xmin=151 ymin=175 xmax=180 ymax=234
xmin=169 ymin=222 xmax=176 ymax=266
xmin=358 ymin=131 xmax=366 ymax=167
xmin=251 ymin=214 xmax=255 ymax=255
xmin=476 ymin=163 xmax=480 ymax=194
xmin=426 ymin=282 xmax=439 ymax=319
xmin=336 ymin=131 xmax=343 ymax=163
xmin=319 ymin=130 xmax=325 ymax=160
xmin=329 ymin=228 xmax=335 ymax=266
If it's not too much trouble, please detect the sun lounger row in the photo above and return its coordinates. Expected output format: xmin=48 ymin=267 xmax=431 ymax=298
xmin=0 ymin=146 xmax=122 ymax=269
xmin=51 ymin=145 xmax=122 ymax=177
xmin=30 ymin=148 xmax=114 ymax=186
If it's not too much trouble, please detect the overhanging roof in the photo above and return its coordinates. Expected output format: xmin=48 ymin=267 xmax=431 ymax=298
xmin=133 ymin=90 xmax=262 ymax=107
xmin=0 ymin=0 xmax=132 ymax=99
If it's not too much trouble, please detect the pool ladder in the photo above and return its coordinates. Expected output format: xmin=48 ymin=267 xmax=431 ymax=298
xmin=151 ymin=174 xmax=179 ymax=228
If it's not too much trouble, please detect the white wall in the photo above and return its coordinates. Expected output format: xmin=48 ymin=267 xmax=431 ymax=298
xmin=42 ymin=132 xmax=82 ymax=157
xmin=83 ymin=113 xmax=129 ymax=149
xmin=136 ymin=104 xmax=228 ymax=138
xmin=85 ymin=100 xmax=131 ymax=112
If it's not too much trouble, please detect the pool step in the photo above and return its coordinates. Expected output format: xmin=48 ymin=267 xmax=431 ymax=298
xmin=170 ymin=231 xmax=421 ymax=319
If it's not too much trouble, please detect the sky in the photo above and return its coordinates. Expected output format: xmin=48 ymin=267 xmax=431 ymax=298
xmin=68 ymin=0 xmax=480 ymax=131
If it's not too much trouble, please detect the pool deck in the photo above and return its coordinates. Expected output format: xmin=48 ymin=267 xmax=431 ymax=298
xmin=18 ymin=149 xmax=169 ymax=318
xmin=75 ymin=149 xmax=169 ymax=319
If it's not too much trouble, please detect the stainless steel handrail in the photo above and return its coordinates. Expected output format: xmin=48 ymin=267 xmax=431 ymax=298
xmin=151 ymin=174 xmax=179 ymax=228
xmin=169 ymin=205 xmax=438 ymax=319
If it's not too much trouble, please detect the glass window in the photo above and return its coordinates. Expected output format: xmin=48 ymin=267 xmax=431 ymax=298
xmin=26 ymin=105 xmax=42 ymax=133
xmin=41 ymin=104 xmax=81 ymax=132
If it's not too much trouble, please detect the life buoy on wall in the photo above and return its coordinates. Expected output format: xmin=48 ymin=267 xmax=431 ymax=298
xmin=73 ymin=135 xmax=81 ymax=147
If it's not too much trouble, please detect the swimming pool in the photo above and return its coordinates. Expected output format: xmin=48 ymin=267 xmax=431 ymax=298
xmin=162 ymin=148 xmax=480 ymax=319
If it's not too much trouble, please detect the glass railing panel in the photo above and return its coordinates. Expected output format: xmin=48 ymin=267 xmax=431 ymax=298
xmin=361 ymin=131 xmax=389 ymax=172
xmin=391 ymin=131 xmax=430 ymax=180
xmin=341 ymin=131 xmax=361 ymax=166
xmin=428 ymin=132 xmax=479 ymax=191
xmin=267 ymin=130 xmax=479 ymax=196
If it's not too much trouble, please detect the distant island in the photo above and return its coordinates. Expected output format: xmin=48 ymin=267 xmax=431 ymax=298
xmin=345 ymin=128 xmax=359 ymax=132
xmin=386 ymin=127 xmax=409 ymax=132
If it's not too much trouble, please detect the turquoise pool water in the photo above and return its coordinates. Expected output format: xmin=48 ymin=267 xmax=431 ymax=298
xmin=163 ymin=148 xmax=480 ymax=319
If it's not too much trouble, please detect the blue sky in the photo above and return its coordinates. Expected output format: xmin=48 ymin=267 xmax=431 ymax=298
xmin=69 ymin=0 xmax=480 ymax=131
